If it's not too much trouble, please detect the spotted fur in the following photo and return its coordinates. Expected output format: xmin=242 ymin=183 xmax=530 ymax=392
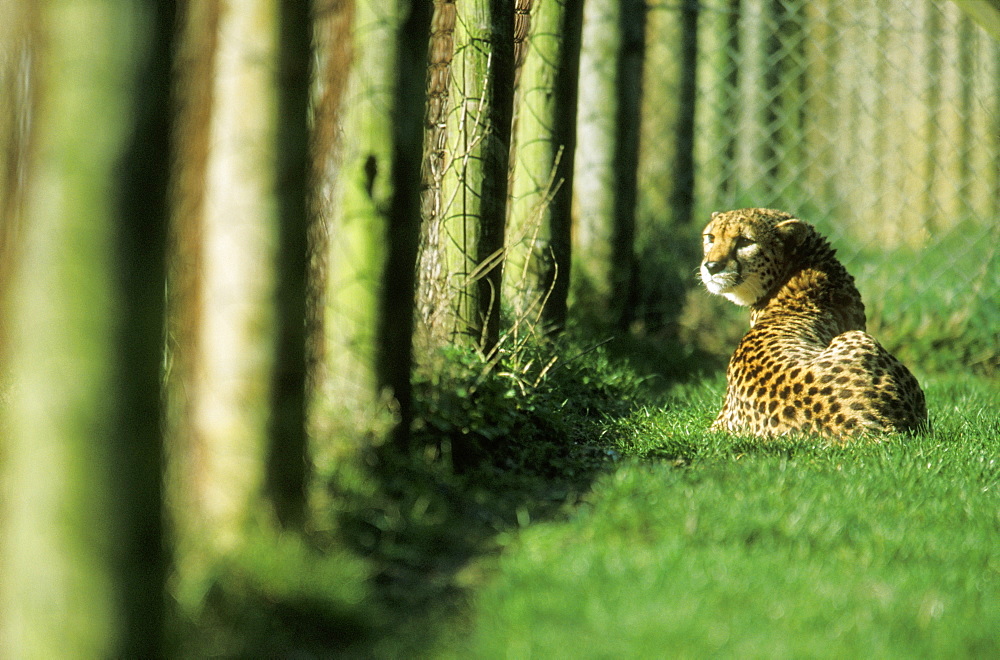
xmin=700 ymin=208 xmax=928 ymax=439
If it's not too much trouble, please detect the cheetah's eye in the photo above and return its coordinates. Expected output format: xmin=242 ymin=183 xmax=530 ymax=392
xmin=703 ymin=234 xmax=714 ymax=245
xmin=735 ymin=236 xmax=755 ymax=249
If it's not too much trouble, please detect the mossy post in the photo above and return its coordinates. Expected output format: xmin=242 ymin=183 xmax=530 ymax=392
xmin=415 ymin=0 xmax=462 ymax=352
xmin=325 ymin=0 xmax=429 ymax=454
xmin=379 ymin=0 xmax=432 ymax=448
xmin=507 ymin=0 xmax=584 ymax=335
xmin=413 ymin=1 xmax=518 ymax=361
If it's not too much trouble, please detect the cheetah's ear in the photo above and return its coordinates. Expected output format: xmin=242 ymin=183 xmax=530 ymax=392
xmin=711 ymin=211 xmax=721 ymax=219
xmin=775 ymin=218 xmax=806 ymax=248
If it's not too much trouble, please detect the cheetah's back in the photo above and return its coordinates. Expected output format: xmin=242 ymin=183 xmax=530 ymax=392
xmin=700 ymin=208 xmax=928 ymax=439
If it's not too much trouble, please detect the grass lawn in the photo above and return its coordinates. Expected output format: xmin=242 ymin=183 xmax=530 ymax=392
xmin=178 ymin=350 xmax=998 ymax=658
xmin=449 ymin=372 xmax=1000 ymax=658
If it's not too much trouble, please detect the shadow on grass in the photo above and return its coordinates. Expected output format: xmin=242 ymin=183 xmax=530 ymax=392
xmin=329 ymin=432 xmax=615 ymax=657
xmin=325 ymin=333 xmax=731 ymax=655
xmin=177 ymin=334 xmax=716 ymax=657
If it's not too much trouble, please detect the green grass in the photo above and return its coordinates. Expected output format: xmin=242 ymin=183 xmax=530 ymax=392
xmin=451 ymin=372 xmax=1000 ymax=658
xmin=174 ymin=337 xmax=999 ymax=658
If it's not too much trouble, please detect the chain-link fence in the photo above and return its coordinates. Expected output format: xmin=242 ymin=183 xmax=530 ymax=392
xmin=622 ymin=0 xmax=998 ymax=371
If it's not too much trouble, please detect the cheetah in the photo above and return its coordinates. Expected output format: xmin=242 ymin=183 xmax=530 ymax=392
xmin=699 ymin=208 xmax=928 ymax=439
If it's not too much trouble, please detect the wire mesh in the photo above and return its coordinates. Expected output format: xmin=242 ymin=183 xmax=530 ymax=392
xmin=635 ymin=0 xmax=999 ymax=369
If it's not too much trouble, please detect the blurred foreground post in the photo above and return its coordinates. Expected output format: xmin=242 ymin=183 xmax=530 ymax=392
xmin=166 ymin=0 xmax=282 ymax=569
xmin=265 ymin=0 xmax=313 ymax=529
xmin=0 ymin=1 xmax=173 ymax=656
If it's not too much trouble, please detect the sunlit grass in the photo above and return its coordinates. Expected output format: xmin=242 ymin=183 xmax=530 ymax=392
xmin=176 ymin=332 xmax=999 ymax=658
xmin=453 ymin=373 xmax=1000 ymax=658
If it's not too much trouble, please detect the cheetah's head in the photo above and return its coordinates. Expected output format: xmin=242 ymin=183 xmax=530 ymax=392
xmin=700 ymin=208 xmax=805 ymax=306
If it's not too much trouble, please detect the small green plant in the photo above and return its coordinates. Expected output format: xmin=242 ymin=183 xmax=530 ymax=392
xmin=411 ymin=333 xmax=650 ymax=472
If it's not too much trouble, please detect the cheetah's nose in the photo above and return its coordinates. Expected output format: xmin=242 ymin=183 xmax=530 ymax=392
xmin=704 ymin=260 xmax=726 ymax=275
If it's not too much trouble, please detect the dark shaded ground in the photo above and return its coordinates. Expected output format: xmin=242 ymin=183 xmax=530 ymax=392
xmin=332 ymin=439 xmax=612 ymax=656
